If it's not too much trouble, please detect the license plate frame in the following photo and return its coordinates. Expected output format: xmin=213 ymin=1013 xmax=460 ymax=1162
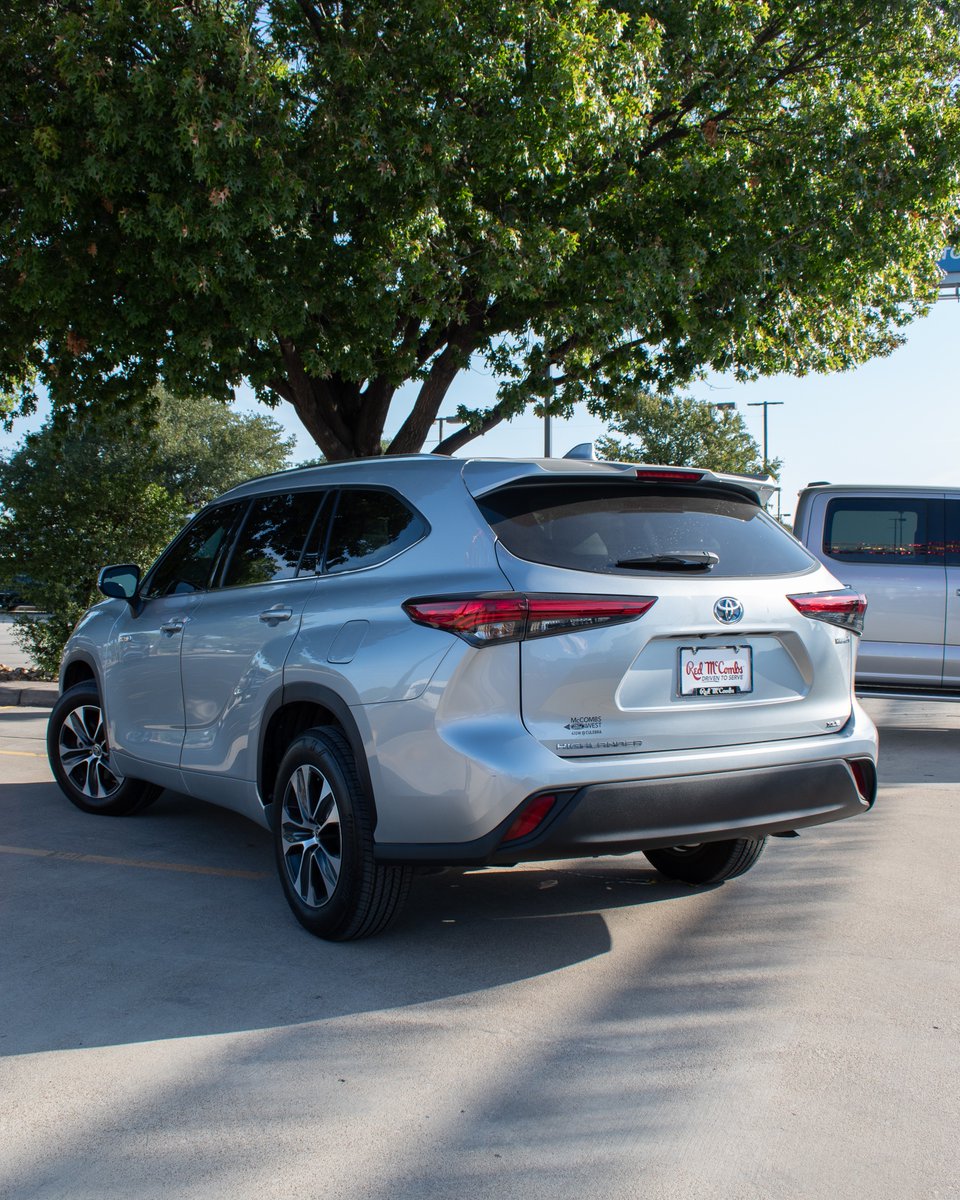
xmin=678 ymin=644 xmax=753 ymax=697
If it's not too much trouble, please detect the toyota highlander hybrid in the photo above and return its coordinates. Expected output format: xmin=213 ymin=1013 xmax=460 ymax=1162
xmin=48 ymin=456 xmax=878 ymax=939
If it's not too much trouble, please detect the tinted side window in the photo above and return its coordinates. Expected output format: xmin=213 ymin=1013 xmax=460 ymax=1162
xmin=145 ymin=502 xmax=246 ymax=597
xmin=479 ymin=483 xmax=814 ymax=578
xmin=823 ymin=498 xmax=944 ymax=565
xmin=221 ymin=491 xmax=324 ymax=589
xmin=944 ymin=500 xmax=960 ymax=566
xmin=324 ymin=489 xmax=426 ymax=574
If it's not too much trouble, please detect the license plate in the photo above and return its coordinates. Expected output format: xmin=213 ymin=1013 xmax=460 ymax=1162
xmin=679 ymin=645 xmax=753 ymax=696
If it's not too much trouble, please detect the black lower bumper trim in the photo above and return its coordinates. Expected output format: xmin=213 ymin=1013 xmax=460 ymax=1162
xmin=374 ymin=758 xmax=873 ymax=867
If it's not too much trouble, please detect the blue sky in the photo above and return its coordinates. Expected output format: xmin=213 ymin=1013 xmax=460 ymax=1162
xmin=5 ymin=298 xmax=957 ymax=524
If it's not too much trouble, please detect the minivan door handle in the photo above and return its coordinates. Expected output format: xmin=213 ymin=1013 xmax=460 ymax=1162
xmin=259 ymin=606 xmax=294 ymax=626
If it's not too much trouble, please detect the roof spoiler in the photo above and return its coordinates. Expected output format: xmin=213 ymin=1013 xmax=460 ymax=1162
xmin=562 ymin=442 xmax=778 ymax=507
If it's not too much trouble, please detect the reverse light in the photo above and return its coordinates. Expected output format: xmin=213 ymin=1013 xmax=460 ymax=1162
xmin=403 ymin=594 xmax=657 ymax=646
xmin=787 ymin=590 xmax=867 ymax=635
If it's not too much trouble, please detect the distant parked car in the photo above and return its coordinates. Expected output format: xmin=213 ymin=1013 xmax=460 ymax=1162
xmin=47 ymin=456 xmax=878 ymax=939
xmin=0 ymin=589 xmax=22 ymax=611
xmin=793 ymin=483 xmax=960 ymax=694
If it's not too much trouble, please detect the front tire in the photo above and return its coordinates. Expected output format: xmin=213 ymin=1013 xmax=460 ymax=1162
xmin=47 ymin=683 xmax=161 ymax=815
xmin=644 ymin=837 xmax=767 ymax=884
xmin=273 ymin=727 xmax=412 ymax=940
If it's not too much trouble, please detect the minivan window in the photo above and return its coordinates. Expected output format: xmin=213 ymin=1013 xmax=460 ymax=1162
xmin=823 ymin=498 xmax=944 ymax=565
xmin=324 ymin=489 xmax=426 ymax=574
xmin=479 ymin=483 xmax=815 ymax=577
xmin=144 ymin=502 xmax=246 ymax=597
xmin=221 ymin=491 xmax=324 ymax=588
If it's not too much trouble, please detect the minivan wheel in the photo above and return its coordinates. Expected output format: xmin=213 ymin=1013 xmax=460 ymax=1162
xmin=273 ymin=727 xmax=412 ymax=941
xmin=47 ymin=683 xmax=161 ymax=815
xmin=644 ymin=837 xmax=767 ymax=884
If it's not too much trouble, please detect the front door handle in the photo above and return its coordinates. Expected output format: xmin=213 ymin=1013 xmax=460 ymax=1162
xmin=160 ymin=620 xmax=185 ymax=635
xmin=259 ymin=606 xmax=294 ymax=626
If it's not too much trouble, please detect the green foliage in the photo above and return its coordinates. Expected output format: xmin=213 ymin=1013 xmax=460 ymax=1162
xmin=2 ymin=1 xmax=959 ymax=459
xmin=0 ymin=390 xmax=293 ymax=675
xmin=596 ymin=395 xmax=773 ymax=476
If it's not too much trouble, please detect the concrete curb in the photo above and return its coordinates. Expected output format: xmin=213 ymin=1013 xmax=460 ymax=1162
xmin=0 ymin=682 xmax=58 ymax=709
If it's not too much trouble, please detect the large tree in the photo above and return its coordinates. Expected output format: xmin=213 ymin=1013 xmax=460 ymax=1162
xmin=0 ymin=389 xmax=293 ymax=674
xmin=596 ymin=395 xmax=770 ymax=476
xmin=2 ymin=1 xmax=959 ymax=460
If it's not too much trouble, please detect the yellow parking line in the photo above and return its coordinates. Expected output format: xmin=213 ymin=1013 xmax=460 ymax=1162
xmin=0 ymin=844 xmax=270 ymax=880
xmin=0 ymin=748 xmax=45 ymax=757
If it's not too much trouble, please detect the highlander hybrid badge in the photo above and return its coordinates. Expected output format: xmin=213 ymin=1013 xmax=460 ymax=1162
xmin=714 ymin=597 xmax=744 ymax=624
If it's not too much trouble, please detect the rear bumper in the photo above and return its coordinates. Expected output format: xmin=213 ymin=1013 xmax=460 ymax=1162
xmin=374 ymin=756 xmax=875 ymax=866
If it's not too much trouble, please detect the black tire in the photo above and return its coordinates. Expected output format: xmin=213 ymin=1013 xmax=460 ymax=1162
xmin=47 ymin=682 xmax=161 ymax=816
xmin=644 ymin=837 xmax=767 ymax=884
xmin=272 ymin=726 xmax=412 ymax=941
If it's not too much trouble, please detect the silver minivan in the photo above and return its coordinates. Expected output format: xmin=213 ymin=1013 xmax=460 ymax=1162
xmin=48 ymin=457 xmax=878 ymax=939
xmin=793 ymin=484 xmax=960 ymax=692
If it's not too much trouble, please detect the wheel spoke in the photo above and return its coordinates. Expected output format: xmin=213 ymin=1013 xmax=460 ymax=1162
xmin=60 ymin=745 xmax=91 ymax=771
xmin=64 ymin=710 xmax=92 ymax=748
xmin=315 ymin=845 xmax=340 ymax=898
xmin=296 ymin=840 xmax=320 ymax=907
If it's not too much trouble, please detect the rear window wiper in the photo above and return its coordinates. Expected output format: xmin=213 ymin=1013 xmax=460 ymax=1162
xmin=615 ymin=551 xmax=720 ymax=571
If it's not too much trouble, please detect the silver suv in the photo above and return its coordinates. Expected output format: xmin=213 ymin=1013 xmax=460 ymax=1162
xmin=48 ymin=456 xmax=878 ymax=939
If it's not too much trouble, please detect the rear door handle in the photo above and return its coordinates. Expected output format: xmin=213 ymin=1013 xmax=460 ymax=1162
xmin=259 ymin=606 xmax=294 ymax=626
xmin=160 ymin=620 xmax=184 ymax=635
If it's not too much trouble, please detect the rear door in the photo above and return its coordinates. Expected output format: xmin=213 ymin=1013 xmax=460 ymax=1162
xmin=814 ymin=493 xmax=946 ymax=688
xmin=179 ymin=489 xmax=328 ymax=783
xmin=477 ymin=479 xmax=853 ymax=757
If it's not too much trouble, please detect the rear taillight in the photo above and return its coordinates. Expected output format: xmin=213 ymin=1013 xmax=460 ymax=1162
xmin=403 ymin=593 xmax=657 ymax=646
xmin=787 ymin=590 xmax=867 ymax=635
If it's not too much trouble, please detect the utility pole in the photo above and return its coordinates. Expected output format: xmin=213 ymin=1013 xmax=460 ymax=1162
xmin=747 ymin=401 xmax=784 ymax=471
xmin=434 ymin=414 xmax=463 ymax=446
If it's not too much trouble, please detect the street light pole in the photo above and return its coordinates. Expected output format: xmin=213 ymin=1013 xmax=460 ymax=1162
xmin=434 ymin=414 xmax=463 ymax=447
xmin=747 ymin=400 xmax=784 ymax=471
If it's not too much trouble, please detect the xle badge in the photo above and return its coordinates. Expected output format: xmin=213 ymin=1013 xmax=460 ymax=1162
xmin=564 ymin=715 xmax=602 ymax=735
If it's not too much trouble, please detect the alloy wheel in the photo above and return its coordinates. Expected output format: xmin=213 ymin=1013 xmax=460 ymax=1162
xmin=57 ymin=703 xmax=123 ymax=800
xmin=280 ymin=764 xmax=343 ymax=908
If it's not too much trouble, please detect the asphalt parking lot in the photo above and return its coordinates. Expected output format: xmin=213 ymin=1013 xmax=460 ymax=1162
xmin=1 ymin=698 xmax=958 ymax=1200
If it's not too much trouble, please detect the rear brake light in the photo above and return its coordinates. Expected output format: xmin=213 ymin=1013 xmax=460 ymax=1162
xmin=635 ymin=468 xmax=705 ymax=483
xmin=403 ymin=593 xmax=657 ymax=646
xmin=787 ymin=590 xmax=867 ymax=635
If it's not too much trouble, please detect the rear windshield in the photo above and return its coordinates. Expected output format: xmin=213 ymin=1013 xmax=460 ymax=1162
xmin=478 ymin=483 xmax=815 ymax=578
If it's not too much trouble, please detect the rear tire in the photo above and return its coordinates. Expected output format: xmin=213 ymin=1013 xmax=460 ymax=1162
xmin=47 ymin=682 xmax=161 ymax=815
xmin=273 ymin=727 xmax=412 ymax=940
xmin=644 ymin=837 xmax=767 ymax=884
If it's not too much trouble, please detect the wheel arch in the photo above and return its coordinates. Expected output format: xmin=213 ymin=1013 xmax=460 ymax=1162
xmin=61 ymin=654 xmax=100 ymax=695
xmin=258 ymin=683 xmax=377 ymax=823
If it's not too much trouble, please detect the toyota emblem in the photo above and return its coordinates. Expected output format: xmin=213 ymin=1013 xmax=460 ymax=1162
xmin=714 ymin=597 xmax=744 ymax=624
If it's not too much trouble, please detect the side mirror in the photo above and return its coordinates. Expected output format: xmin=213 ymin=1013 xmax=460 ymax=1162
xmin=98 ymin=564 xmax=142 ymax=606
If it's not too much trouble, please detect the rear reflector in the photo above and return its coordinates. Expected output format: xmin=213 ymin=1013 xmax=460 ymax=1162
xmin=848 ymin=758 xmax=877 ymax=804
xmin=787 ymin=590 xmax=867 ymax=635
xmin=635 ymin=468 xmax=705 ymax=483
xmin=403 ymin=594 xmax=657 ymax=646
xmin=503 ymin=794 xmax=558 ymax=842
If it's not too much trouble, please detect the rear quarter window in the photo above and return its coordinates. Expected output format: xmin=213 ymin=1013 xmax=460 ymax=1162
xmin=478 ymin=483 xmax=815 ymax=578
